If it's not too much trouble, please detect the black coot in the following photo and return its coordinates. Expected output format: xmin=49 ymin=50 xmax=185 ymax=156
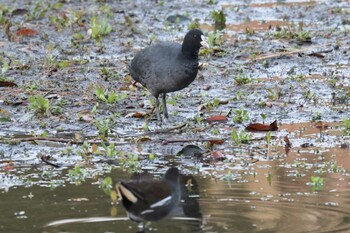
xmin=116 ymin=167 xmax=180 ymax=227
xmin=129 ymin=29 xmax=209 ymax=121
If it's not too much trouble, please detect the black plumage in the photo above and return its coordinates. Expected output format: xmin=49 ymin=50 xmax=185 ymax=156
xmin=129 ymin=29 xmax=208 ymax=121
xmin=117 ymin=167 xmax=181 ymax=223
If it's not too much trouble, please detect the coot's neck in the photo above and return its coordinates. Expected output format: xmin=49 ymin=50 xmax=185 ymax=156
xmin=181 ymin=45 xmax=199 ymax=59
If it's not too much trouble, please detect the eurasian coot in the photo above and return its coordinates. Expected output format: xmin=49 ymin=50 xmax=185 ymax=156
xmin=116 ymin=167 xmax=180 ymax=226
xmin=129 ymin=29 xmax=209 ymax=121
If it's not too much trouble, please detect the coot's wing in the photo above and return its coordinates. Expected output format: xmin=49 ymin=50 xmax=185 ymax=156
xmin=129 ymin=42 xmax=181 ymax=89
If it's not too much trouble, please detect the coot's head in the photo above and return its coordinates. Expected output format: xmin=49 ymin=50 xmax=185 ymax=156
xmin=182 ymin=29 xmax=209 ymax=58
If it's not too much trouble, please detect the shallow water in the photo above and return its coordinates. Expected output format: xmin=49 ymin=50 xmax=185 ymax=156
xmin=2 ymin=157 xmax=350 ymax=233
xmin=1 ymin=0 xmax=350 ymax=232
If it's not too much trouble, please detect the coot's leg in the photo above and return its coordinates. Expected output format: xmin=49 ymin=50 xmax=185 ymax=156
xmin=155 ymin=97 xmax=161 ymax=121
xmin=162 ymin=93 xmax=168 ymax=118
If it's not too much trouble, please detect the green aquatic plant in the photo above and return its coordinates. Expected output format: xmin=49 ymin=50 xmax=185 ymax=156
xmin=26 ymin=0 xmax=48 ymax=20
xmin=0 ymin=4 xmax=9 ymax=25
xmin=267 ymin=172 xmax=273 ymax=185
xmin=68 ymin=165 xmax=87 ymax=184
xmin=311 ymin=113 xmax=322 ymax=122
xmin=95 ymin=87 xmax=127 ymax=104
xmin=94 ymin=117 xmax=116 ymax=140
xmin=231 ymin=129 xmax=251 ymax=145
xmin=296 ymin=30 xmax=311 ymax=44
xmin=0 ymin=62 xmax=12 ymax=81
xmin=207 ymin=31 xmax=224 ymax=47
xmin=234 ymin=73 xmax=252 ymax=85
xmin=342 ymin=118 xmax=350 ymax=136
xmin=290 ymin=74 xmax=306 ymax=82
xmin=232 ymin=108 xmax=249 ymax=124
xmin=120 ymin=153 xmax=140 ymax=173
xmin=272 ymin=23 xmax=311 ymax=44
xmin=310 ymin=176 xmax=324 ymax=191
xmin=199 ymin=31 xmax=225 ymax=56
xmin=188 ymin=19 xmax=200 ymax=30
xmin=100 ymin=177 xmax=113 ymax=195
xmin=266 ymin=85 xmax=281 ymax=101
xmin=101 ymin=142 xmax=120 ymax=158
xmin=211 ymin=10 xmax=226 ymax=31
xmin=89 ymin=16 xmax=112 ymax=41
xmin=29 ymin=95 xmax=50 ymax=116
xmin=77 ymin=141 xmax=93 ymax=162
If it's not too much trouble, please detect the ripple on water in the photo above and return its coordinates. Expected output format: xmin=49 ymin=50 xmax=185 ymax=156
xmin=197 ymin=174 xmax=350 ymax=233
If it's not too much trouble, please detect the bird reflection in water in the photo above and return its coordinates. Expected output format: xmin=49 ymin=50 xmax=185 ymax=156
xmin=116 ymin=167 xmax=202 ymax=232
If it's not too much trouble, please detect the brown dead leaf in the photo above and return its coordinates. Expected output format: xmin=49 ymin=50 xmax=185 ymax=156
xmin=314 ymin=121 xmax=329 ymax=130
xmin=79 ymin=114 xmax=93 ymax=122
xmin=92 ymin=144 xmax=98 ymax=153
xmin=126 ymin=112 xmax=146 ymax=118
xmin=16 ymin=28 xmax=39 ymax=37
xmin=245 ymin=120 xmax=278 ymax=131
xmin=206 ymin=115 xmax=228 ymax=123
xmin=3 ymin=162 xmax=14 ymax=172
xmin=309 ymin=52 xmax=325 ymax=58
xmin=11 ymin=9 xmax=28 ymax=16
xmin=208 ymin=139 xmax=225 ymax=145
xmin=212 ymin=151 xmax=226 ymax=161
xmin=137 ymin=137 xmax=151 ymax=142
xmin=0 ymin=81 xmax=17 ymax=87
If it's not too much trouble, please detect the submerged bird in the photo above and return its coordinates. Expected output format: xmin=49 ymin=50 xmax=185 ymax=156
xmin=116 ymin=167 xmax=181 ymax=227
xmin=129 ymin=29 xmax=209 ymax=121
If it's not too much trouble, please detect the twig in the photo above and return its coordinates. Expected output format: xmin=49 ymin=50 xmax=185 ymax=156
xmin=1 ymin=137 xmax=129 ymax=145
xmin=149 ymin=122 xmax=188 ymax=134
xmin=247 ymin=43 xmax=332 ymax=62
xmin=40 ymin=155 xmax=61 ymax=168
xmin=162 ymin=138 xmax=224 ymax=144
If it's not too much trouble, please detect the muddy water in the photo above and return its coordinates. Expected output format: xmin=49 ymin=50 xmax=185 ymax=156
xmin=1 ymin=159 xmax=350 ymax=233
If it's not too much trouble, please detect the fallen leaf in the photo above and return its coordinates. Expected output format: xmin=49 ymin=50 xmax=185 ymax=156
xmin=137 ymin=137 xmax=151 ymax=142
xmin=245 ymin=120 xmax=278 ymax=131
xmin=11 ymin=9 xmax=28 ymax=16
xmin=0 ymin=108 xmax=11 ymax=117
xmin=3 ymin=163 xmax=14 ymax=172
xmin=125 ymin=112 xmax=146 ymax=118
xmin=79 ymin=114 xmax=93 ymax=122
xmin=92 ymin=144 xmax=98 ymax=153
xmin=208 ymin=139 xmax=225 ymax=145
xmin=74 ymin=133 xmax=84 ymax=141
xmin=206 ymin=115 xmax=228 ymax=123
xmin=314 ymin=121 xmax=329 ymax=130
xmin=16 ymin=28 xmax=39 ymax=37
xmin=212 ymin=151 xmax=226 ymax=160
xmin=0 ymin=80 xmax=17 ymax=87
xmin=308 ymin=52 xmax=325 ymax=58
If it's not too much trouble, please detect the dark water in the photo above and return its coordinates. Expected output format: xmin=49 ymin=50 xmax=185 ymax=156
xmin=1 ymin=157 xmax=350 ymax=233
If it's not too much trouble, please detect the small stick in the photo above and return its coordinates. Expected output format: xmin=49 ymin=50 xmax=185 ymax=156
xmin=1 ymin=137 xmax=129 ymax=145
xmin=248 ymin=43 xmax=332 ymax=62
